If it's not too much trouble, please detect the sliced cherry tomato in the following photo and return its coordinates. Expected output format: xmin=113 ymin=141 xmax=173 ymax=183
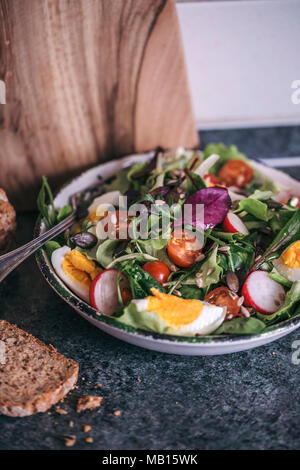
xmin=167 ymin=229 xmax=203 ymax=268
xmin=280 ymin=197 xmax=300 ymax=208
xmin=121 ymin=287 xmax=132 ymax=305
xmin=203 ymin=173 xmax=218 ymax=186
xmin=204 ymin=286 xmax=241 ymax=319
xmin=101 ymin=210 xmax=132 ymax=240
xmin=218 ymin=160 xmax=254 ymax=188
xmin=142 ymin=261 xmax=170 ymax=285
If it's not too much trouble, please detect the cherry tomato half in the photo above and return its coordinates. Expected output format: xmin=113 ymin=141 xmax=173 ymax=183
xmin=167 ymin=229 xmax=203 ymax=268
xmin=142 ymin=261 xmax=170 ymax=285
xmin=204 ymin=286 xmax=241 ymax=319
xmin=203 ymin=173 xmax=218 ymax=186
xmin=280 ymin=197 xmax=300 ymax=209
xmin=218 ymin=160 xmax=254 ymax=188
xmin=101 ymin=210 xmax=132 ymax=240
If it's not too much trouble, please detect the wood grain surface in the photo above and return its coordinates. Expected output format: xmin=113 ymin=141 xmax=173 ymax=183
xmin=0 ymin=0 xmax=198 ymax=210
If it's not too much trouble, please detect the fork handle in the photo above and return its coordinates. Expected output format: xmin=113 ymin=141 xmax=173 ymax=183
xmin=0 ymin=213 xmax=76 ymax=282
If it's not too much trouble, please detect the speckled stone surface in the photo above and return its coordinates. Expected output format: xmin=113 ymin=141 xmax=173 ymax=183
xmin=0 ymin=127 xmax=300 ymax=450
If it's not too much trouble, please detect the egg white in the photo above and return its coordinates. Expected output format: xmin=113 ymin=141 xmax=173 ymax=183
xmin=88 ymin=190 xmax=122 ymax=215
xmin=273 ymin=257 xmax=300 ymax=282
xmin=133 ymin=299 xmax=226 ymax=336
xmin=51 ymin=246 xmax=90 ymax=302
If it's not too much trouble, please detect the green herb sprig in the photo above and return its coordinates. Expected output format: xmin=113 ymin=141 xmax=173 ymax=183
xmin=37 ymin=176 xmax=72 ymax=228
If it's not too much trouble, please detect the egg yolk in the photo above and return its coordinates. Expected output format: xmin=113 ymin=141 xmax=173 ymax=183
xmin=74 ymin=209 xmax=108 ymax=234
xmin=87 ymin=209 xmax=102 ymax=223
xmin=62 ymin=250 xmax=101 ymax=287
xmin=147 ymin=288 xmax=203 ymax=328
xmin=281 ymin=241 xmax=300 ymax=268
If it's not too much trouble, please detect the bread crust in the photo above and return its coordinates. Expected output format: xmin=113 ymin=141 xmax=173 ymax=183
xmin=0 ymin=369 xmax=78 ymax=417
xmin=0 ymin=189 xmax=16 ymax=254
xmin=0 ymin=321 xmax=79 ymax=417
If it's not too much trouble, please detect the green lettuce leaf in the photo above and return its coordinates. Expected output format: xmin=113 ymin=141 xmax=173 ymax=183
xmin=137 ymin=238 xmax=173 ymax=268
xmin=217 ymin=241 xmax=255 ymax=272
xmin=103 ymin=169 xmax=131 ymax=194
xmin=182 ymin=244 xmax=222 ymax=290
xmin=160 ymin=149 xmax=193 ymax=172
xmin=179 ymin=285 xmax=203 ymax=300
xmin=259 ymin=178 xmax=279 ymax=195
xmin=270 ymin=209 xmax=295 ymax=233
xmin=44 ymin=241 xmax=61 ymax=258
xmin=230 ymin=244 xmax=256 ymax=270
xmin=237 ymin=198 xmax=269 ymax=221
xmin=57 ymin=205 xmax=73 ymax=222
xmin=214 ymin=317 xmax=266 ymax=335
xmin=96 ymin=239 xmax=121 ymax=268
xmin=198 ymin=244 xmax=223 ymax=288
xmin=137 ymin=237 xmax=168 ymax=253
xmin=268 ymin=267 xmax=292 ymax=289
xmin=249 ymin=190 xmax=274 ymax=201
xmin=115 ymin=302 xmax=170 ymax=334
xmin=212 ymin=231 xmax=245 ymax=242
xmin=127 ymin=163 xmax=148 ymax=182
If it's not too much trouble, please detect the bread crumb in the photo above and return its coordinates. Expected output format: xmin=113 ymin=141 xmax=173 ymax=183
xmin=69 ymin=421 xmax=74 ymax=427
xmin=55 ymin=406 xmax=68 ymax=415
xmin=96 ymin=383 xmax=102 ymax=387
xmin=83 ymin=425 xmax=92 ymax=433
xmin=114 ymin=410 xmax=121 ymax=416
xmin=137 ymin=377 xmax=141 ymax=383
xmin=77 ymin=396 xmax=103 ymax=412
xmin=85 ymin=437 xmax=93 ymax=443
xmin=62 ymin=435 xmax=76 ymax=447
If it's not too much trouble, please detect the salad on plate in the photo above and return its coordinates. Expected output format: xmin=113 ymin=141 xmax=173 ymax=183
xmin=38 ymin=144 xmax=300 ymax=337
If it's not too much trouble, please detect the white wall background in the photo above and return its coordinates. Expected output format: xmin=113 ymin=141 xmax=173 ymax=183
xmin=177 ymin=0 xmax=300 ymax=129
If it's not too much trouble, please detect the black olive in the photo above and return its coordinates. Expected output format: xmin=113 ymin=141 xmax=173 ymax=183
xmin=70 ymin=232 xmax=97 ymax=249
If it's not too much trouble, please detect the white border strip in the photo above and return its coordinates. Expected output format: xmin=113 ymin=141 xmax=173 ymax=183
xmin=177 ymin=1 xmax=300 ymax=129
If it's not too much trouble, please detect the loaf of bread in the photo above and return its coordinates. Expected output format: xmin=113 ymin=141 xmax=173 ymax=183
xmin=0 ymin=189 xmax=16 ymax=254
xmin=0 ymin=320 xmax=79 ymax=417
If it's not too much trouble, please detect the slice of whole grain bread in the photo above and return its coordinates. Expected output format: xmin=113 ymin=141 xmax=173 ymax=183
xmin=0 ymin=189 xmax=16 ymax=254
xmin=0 ymin=320 xmax=78 ymax=417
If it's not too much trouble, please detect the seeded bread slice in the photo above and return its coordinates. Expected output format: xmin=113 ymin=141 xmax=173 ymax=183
xmin=0 ymin=320 xmax=79 ymax=417
xmin=0 ymin=189 xmax=16 ymax=254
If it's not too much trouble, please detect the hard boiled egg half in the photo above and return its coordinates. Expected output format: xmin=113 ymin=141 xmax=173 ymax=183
xmin=87 ymin=190 xmax=122 ymax=224
xmin=273 ymin=241 xmax=300 ymax=282
xmin=132 ymin=288 xmax=226 ymax=336
xmin=52 ymin=247 xmax=101 ymax=302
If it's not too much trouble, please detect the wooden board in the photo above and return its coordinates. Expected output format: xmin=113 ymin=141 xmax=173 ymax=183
xmin=0 ymin=0 xmax=198 ymax=210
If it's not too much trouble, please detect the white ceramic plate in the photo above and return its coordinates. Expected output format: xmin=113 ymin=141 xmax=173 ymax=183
xmin=35 ymin=152 xmax=300 ymax=355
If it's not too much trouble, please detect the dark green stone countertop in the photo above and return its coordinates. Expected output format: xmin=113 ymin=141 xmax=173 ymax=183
xmin=0 ymin=127 xmax=300 ymax=450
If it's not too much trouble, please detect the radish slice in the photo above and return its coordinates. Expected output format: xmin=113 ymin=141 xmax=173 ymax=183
xmin=223 ymin=212 xmax=249 ymax=236
xmin=90 ymin=268 xmax=127 ymax=315
xmin=241 ymin=271 xmax=285 ymax=315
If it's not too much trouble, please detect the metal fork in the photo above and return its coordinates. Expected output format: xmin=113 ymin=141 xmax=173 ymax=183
xmin=0 ymin=180 xmax=103 ymax=283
